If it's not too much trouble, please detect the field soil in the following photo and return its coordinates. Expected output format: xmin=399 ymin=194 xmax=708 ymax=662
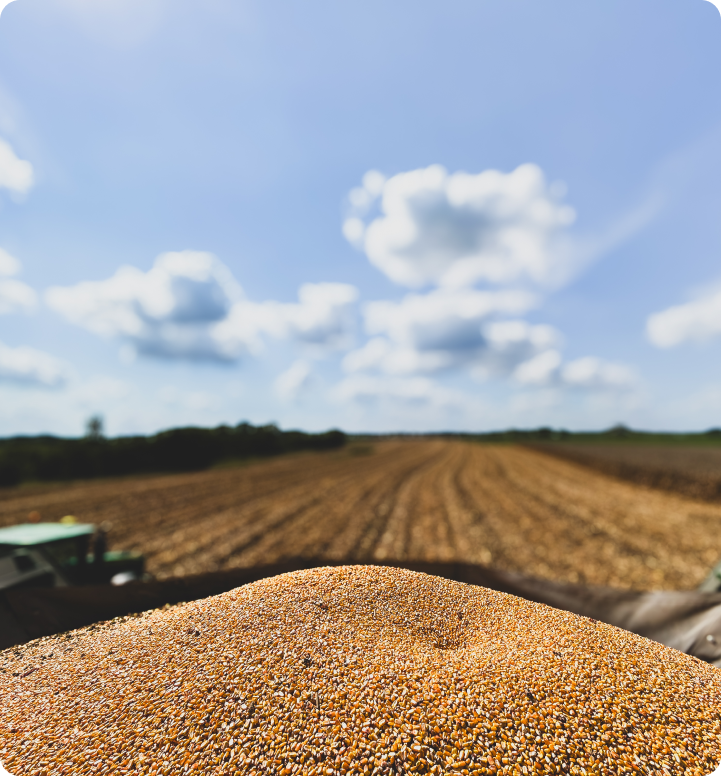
xmin=528 ymin=442 xmax=721 ymax=502
xmin=2 ymin=440 xmax=721 ymax=591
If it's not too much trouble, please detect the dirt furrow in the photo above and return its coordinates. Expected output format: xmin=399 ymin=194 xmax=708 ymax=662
xmin=371 ymin=442 xmax=454 ymax=561
xmin=437 ymin=445 xmax=493 ymax=565
xmin=0 ymin=446 xmax=403 ymax=529
xmin=454 ymin=449 xmax=538 ymax=566
xmin=453 ymin=446 xmax=720 ymax=588
xmin=215 ymin=442 xmax=437 ymax=567
xmin=146 ymin=445 xmax=422 ymax=576
xmin=245 ymin=457 xmax=414 ymax=564
xmin=498 ymin=448 xmax=721 ymax=588
xmin=330 ymin=441 xmax=446 ymax=561
xmin=402 ymin=444 xmax=465 ymax=562
xmin=6 ymin=440 xmax=721 ymax=589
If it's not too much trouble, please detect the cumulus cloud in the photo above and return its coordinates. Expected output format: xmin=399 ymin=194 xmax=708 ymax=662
xmin=343 ymin=163 xmax=576 ymax=289
xmin=0 ymin=340 xmax=68 ymax=387
xmin=561 ymin=357 xmax=636 ymax=389
xmin=337 ymin=163 xmax=641 ymax=396
xmin=342 ymin=288 xmax=554 ymax=376
xmin=0 ymin=138 xmax=33 ymax=196
xmin=268 ymin=282 xmax=357 ymax=348
xmin=513 ymin=350 xmax=636 ymax=390
xmin=50 ymin=250 xmax=240 ymax=331
xmin=0 ymin=248 xmax=37 ymax=314
xmin=0 ymin=278 xmax=36 ymax=314
xmin=339 ymin=281 xmax=635 ymax=392
xmin=363 ymin=288 xmax=536 ymax=344
xmin=0 ymin=250 xmax=61 ymax=386
xmin=208 ymin=281 xmax=358 ymax=359
xmin=647 ymin=288 xmax=721 ymax=348
xmin=513 ymin=349 xmax=563 ymax=385
xmin=46 ymin=251 xmax=241 ymax=360
xmin=0 ymin=248 xmax=20 ymax=276
xmin=46 ymin=251 xmax=358 ymax=361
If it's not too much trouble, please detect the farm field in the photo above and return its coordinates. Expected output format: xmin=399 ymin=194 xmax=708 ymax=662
xmin=1 ymin=439 xmax=721 ymax=590
xmin=529 ymin=442 xmax=721 ymax=502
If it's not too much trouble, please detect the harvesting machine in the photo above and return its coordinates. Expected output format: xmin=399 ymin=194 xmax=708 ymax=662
xmin=0 ymin=522 xmax=145 ymax=590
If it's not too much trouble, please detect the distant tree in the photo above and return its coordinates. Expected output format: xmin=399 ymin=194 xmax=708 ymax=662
xmin=0 ymin=421 xmax=346 ymax=485
xmin=85 ymin=415 xmax=105 ymax=440
xmin=605 ymin=424 xmax=631 ymax=438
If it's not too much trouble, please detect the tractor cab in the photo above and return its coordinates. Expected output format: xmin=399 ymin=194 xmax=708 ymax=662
xmin=0 ymin=523 xmax=145 ymax=591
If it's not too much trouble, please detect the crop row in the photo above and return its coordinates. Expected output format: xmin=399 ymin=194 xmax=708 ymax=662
xmin=2 ymin=440 xmax=720 ymax=590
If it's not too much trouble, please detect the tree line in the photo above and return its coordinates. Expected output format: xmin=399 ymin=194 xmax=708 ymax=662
xmin=0 ymin=423 xmax=346 ymax=487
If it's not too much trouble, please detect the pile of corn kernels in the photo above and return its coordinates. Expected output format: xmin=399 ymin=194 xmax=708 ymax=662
xmin=1 ymin=566 xmax=720 ymax=775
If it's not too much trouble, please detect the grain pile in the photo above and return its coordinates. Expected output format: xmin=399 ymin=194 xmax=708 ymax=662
xmin=1 ymin=566 xmax=720 ymax=776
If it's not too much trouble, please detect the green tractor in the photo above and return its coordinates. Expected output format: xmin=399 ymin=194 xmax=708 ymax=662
xmin=0 ymin=522 xmax=146 ymax=591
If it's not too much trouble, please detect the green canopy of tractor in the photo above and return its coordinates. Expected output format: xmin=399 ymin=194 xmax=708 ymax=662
xmin=0 ymin=523 xmax=95 ymax=546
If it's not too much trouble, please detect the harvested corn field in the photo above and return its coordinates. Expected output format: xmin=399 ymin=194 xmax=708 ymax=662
xmin=2 ymin=440 xmax=721 ymax=590
xmin=528 ymin=442 xmax=721 ymax=503
xmin=2 ymin=566 xmax=721 ymax=776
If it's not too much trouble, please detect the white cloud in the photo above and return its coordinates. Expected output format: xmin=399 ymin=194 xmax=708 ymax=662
xmin=342 ymin=216 xmax=365 ymax=245
xmin=346 ymin=170 xmax=386 ymax=214
xmin=339 ymin=163 xmax=643 ymax=397
xmin=338 ymin=161 xmax=654 ymax=399
xmin=561 ymin=356 xmax=636 ymax=389
xmin=363 ymin=288 xmax=536 ymax=344
xmin=344 ymin=163 xmax=576 ymax=289
xmin=0 ymin=138 xmax=33 ymax=196
xmin=274 ymin=360 xmax=313 ymax=402
xmin=0 ymin=248 xmax=37 ymax=314
xmin=53 ymin=250 xmax=240 ymax=331
xmin=213 ymin=282 xmax=358 ymax=358
xmin=281 ymin=282 xmax=358 ymax=347
xmin=46 ymin=251 xmax=358 ymax=361
xmin=341 ymin=283 xmax=636 ymax=391
xmin=342 ymin=287 xmax=553 ymax=376
xmin=0 ymin=340 xmax=68 ymax=386
xmin=0 ymin=251 xmax=62 ymax=386
xmin=46 ymin=251 xmax=241 ymax=360
xmin=514 ymin=349 xmax=636 ymax=390
xmin=513 ymin=349 xmax=563 ymax=385
xmin=0 ymin=278 xmax=36 ymax=314
xmin=0 ymin=248 xmax=20 ymax=276
xmin=483 ymin=319 xmax=560 ymax=364
xmin=343 ymin=338 xmax=393 ymax=373
xmin=647 ymin=288 xmax=721 ymax=348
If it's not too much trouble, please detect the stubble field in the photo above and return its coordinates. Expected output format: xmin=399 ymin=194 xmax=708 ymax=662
xmin=1 ymin=440 xmax=720 ymax=591
xmin=527 ymin=442 xmax=721 ymax=502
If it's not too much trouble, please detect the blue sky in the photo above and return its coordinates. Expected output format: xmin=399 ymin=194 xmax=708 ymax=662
xmin=0 ymin=0 xmax=721 ymax=435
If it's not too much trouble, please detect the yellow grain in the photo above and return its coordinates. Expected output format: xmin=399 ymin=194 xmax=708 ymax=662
xmin=0 ymin=566 xmax=720 ymax=774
